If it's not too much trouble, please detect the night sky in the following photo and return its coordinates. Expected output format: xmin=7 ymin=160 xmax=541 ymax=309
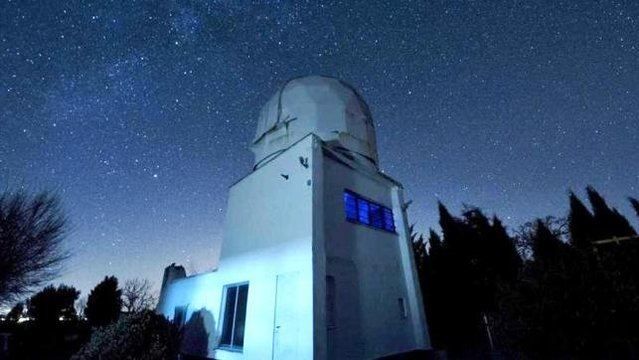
xmin=1 ymin=1 xmax=638 ymax=296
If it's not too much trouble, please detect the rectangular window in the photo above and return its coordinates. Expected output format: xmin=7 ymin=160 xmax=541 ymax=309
xmin=369 ymin=203 xmax=383 ymax=229
xmin=398 ymin=297 xmax=408 ymax=319
xmin=220 ymin=283 xmax=249 ymax=350
xmin=343 ymin=191 xmax=358 ymax=222
xmin=343 ymin=190 xmax=396 ymax=233
xmin=326 ymin=276 xmax=336 ymax=329
xmin=357 ymin=198 xmax=370 ymax=225
xmin=383 ymin=207 xmax=396 ymax=232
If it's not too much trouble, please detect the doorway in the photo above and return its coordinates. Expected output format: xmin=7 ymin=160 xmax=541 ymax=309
xmin=272 ymin=272 xmax=301 ymax=360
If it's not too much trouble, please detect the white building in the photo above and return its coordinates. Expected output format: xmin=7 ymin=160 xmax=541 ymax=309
xmin=157 ymin=76 xmax=431 ymax=360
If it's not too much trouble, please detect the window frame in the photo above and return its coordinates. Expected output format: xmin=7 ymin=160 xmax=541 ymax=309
xmin=218 ymin=281 xmax=249 ymax=352
xmin=343 ymin=189 xmax=397 ymax=233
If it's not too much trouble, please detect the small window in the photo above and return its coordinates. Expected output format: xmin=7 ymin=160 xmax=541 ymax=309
xmin=220 ymin=283 xmax=249 ymax=350
xmin=383 ymin=207 xmax=396 ymax=232
xmin=370 ymin=203 xmax=383 ymax=229
xmin=398 ymin=297 xmax=408 ymax=319
xmin=326 ymin=276 xmax=336 ymax=329
xmin=357 ymin=198 xmax=370 ymax=225
xmin=343 ymin=191 xmax=358 ymax=222
xmin=343 ymin=190 xmax=395 ymax=233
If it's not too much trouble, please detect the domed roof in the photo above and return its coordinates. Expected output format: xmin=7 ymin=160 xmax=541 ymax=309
xmin=252 ymin=76 xmax=379 ymax=168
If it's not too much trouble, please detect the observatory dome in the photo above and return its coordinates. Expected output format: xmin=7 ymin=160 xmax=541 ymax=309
xmin=252 ymin=76 xmax=379 ymax=169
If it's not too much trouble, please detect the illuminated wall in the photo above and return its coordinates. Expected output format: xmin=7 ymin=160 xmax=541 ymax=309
xmin=320 ymin=147 xmax=430 ymax=359
xmin=158 ymin=136 xmax=317 ymax=360
xmin=158 ymin=76 xmax=430 ymax=359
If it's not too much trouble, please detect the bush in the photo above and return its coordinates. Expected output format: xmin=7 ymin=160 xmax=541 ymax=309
xmin=72 ymin=310 xmax=180 ymax=360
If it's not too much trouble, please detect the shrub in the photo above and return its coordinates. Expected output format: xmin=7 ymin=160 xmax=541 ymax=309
xmin=72 ymin=310 xmax=180 ymax=360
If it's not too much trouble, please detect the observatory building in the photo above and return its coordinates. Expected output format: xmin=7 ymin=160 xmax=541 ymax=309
xmin=157 ymin=76 xmax=430 ymax=359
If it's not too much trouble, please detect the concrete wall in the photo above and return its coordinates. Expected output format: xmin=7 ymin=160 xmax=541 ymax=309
xmin=158 ymin=135 xmax=429 ymax=359
xmin=320 ymin=151 xmax=430 ymax=359
xmin=159 ymin=239 xmax=314 ymax=360
xmin=158 ymin=136 xmax=317 ymax=360
xmin=222 ymin=136 xmax=315 ymax=259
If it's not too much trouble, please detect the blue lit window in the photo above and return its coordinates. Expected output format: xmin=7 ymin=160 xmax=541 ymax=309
xmin=343 ymin=190 xmax=396 ymax=233
xmin=383 ymin=207 xmax=396 ymax=232
xmin=358 ymin=198 xmax=370 ymax=225
xmin=370 ymin=203 xmax=383 ymax=229
xmin=343 ymin=191 xmax=358 ymax=222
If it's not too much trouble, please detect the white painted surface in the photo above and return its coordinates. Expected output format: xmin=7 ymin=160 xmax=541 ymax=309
xmin=158 ymin=76 xmax=430 ymax=360
xmin=319 ymin=148 xmax=429 ymax=359
xmin=272 ymin=272 xmax=302 ymax=360
xmin=252 ymin=76 xmax=378 ymax=169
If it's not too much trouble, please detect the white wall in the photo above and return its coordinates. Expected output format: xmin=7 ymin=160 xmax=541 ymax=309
xmin=159 ymin=238 xmax=314 ymax=360
xmin=158 ymin=135 xmax=429 ymax=360
xmin=320 ymin=151 xmax=430 ymax=359
xmin=159 ymin=136 xmax=318 ymax=360
xmin=222 ymin=136 xmax=315 ymax=259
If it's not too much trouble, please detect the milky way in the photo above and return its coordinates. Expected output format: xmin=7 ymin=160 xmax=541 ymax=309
xmin=1 ymin=1 xmax=638 ymax=295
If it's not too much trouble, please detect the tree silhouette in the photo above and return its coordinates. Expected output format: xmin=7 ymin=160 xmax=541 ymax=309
xmin=628 ymin=197 xmax=639 ymax=219
xmin=72 ymin=310 xmax=180 ymax=360
xmin=421 ymin=228 xmax=446 ymax=349
xmin=122 ymin=278 xmax=157 ymax=313
xmin=5 ymin=301 xmax=24 ymax=323
xmin=417 ymin=203 xmax=521 ymax=354
xmin=27 ymin=284 xmax=79 ymax=324
xmin=531 ymin=219 xmax=571 ymax=263
xmin=436 ymin=202 xmax=480 ymax=352
xmin=416 ymin=191 xmax=639 ymax=357
xmin=0 ymin=191 xmax=69 ymax=305
xmin=85 ymin=276 xmax=122 ymax=327
xmin=495 ymin=219 xmax=584 ymax=356
xmin=490 ymin=216 xmax=522 ymax=282
xmin=568 ymin=191 xmax=595 ymax=247
xmin=586 ymin=186 xmax=636 ymax=239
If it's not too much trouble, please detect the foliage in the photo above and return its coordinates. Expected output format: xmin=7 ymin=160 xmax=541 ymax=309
xmin=1 ymin=285 xmax=89 ymax=360
xmin=85 ymin=276 xmax=122 ymax=327
xmin=414 ymin=186 xmax=639 ymax=357
xmin=630 ymin=197 xmax=639 ymax=218
xmin=568 ymin=191 xmax=596 ymax=248
xmin=413 ymin=203 xmax=520 ymax=354
xmin=0 ymin=191 xmax=69 ymax=305
xmin=5 ymin=301 xmax=24 ymax=323
xmin=27 ymin=284 xmax=80 ymax=324
xmin=586 ymin=186 xmax=636 ymax=240
xmin=122 ymin=278 xmax=157 ymax=313
xmin=72 ymin=309 xmax=181 ymax=360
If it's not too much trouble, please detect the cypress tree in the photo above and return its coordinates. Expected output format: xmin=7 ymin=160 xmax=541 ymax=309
xmin=532 ymin=219 xmax=569 ymax=263
xmin=412 ymin=231 xmax=427 ymax=276
xmin=628 ymin=197 xmax=639 ymax=219
xmin=438 ymin=202 xmax=462 ymax=245
xmin=85 ymin=276 xmax=122 ymax=327
xmin=423 ymin=229 xmax=444 ymax=348
xmin=568 ymin=191 xmax=595 ymax=247
xmin=586 ymin=186 xmax=636 ymax=240
xmin=428 ymin=228 xmax=443 ymax=254
xmin=437 ymin=202 xmax=482 ymax=352
xmin=490 ymin=216 xmax=522 ymax=282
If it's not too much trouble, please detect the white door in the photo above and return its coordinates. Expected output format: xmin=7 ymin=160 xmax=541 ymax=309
xmin=272 ymin=271 xmax=301 ymax=360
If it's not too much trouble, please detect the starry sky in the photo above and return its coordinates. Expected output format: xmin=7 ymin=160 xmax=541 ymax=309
xmin=1 ymin=0 xmax=638 ymax=297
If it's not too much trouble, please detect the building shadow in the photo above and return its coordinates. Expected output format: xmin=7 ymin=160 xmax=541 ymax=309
xmin=181 ymin=308 xmax=216 ymax=359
